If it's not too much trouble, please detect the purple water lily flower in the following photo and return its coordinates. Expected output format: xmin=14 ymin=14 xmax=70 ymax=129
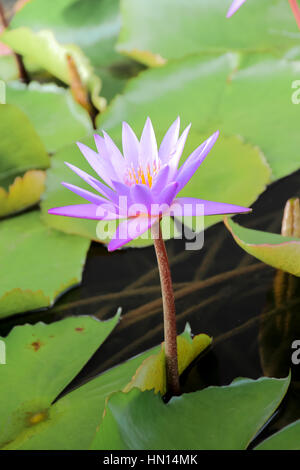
xmin=226 ymin=0 xmax=247 ymax=17
xmin=48 ymin=117 xmax=251 ymax=251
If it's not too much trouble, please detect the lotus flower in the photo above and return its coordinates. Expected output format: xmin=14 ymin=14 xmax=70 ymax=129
xmin=48 ymin=118 xmax=251 ymax=251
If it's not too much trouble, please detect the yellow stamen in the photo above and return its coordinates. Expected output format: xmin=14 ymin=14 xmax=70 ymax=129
xmin=124 ymin=159 xmax=161 ymax=188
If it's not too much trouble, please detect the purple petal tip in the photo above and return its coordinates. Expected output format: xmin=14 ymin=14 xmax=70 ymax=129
xmin=48 ymin=208 xmax=58 ymax=215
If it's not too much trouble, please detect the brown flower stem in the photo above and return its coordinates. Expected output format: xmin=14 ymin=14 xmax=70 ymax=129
xmin=289 ymin=0 xmax=300 ymax=30
xmin=66 ymin=54 xmax=97 ymax=128
xmin=152 ymin=220 xmax=180 ymax=396
xmin=0 ymin=2 xmax=29 ymax=83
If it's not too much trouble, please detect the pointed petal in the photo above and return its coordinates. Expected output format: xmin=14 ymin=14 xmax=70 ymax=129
xmin=108 ymin=215 xmax=158 ymax=251
xmin=130 ymin=184 xmax=153 ymax=212
xmin=122 ymin=121 xmax=140 ymax=167
xmin=48 ymin=203 xmax=122 ymax=220
xmin=93 ymin=134 xmax=107 ymax=156
xmin=159 ymin=117 xmax=180 ymax=162
xmin=171 ymin=197 xmax=251 ymax=216
xmin=93 ymin=134 xmax=119 ymax=180
xmin=168 ymin=123 xmax=191 ymax=173
xmin=151 ymin=164 xmax=171 ymax=193
xmin=140 ymin=117 xmax=158 ymax=167
xmin=65 ymin=162 xmax=116 ymax=202
xmin=156 ymin=181 xmax=178 ymax=206
xmin=111 ymin=180 xmax=134 ymax=208
xmin=226 ymin=0 xmax=247 ymax=18
xmin=102 ymin=130 xmax=126 ymax=178
xmin=150 ymin=181 xmax=178 ymax=216
xmin=175 ymin=130 xmax=219 ymax=193
xmin=76 ymin=141 xmax=114 ymax=186
xmin=61 ymin=182 xmax=109 ymax=205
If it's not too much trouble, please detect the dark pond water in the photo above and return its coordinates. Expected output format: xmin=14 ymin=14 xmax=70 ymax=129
xmin=1 ymin=169 xmax=299 ymax=446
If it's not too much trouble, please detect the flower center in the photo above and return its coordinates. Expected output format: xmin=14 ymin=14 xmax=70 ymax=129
xmin=124 ymin=160 xmax=161 ymax=188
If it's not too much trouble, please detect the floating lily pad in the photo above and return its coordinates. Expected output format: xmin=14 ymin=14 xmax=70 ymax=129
xmin=0 ymin=54 xmax=19 ymax=81
xmin=0 ymin=313 xmax=291 ymax=450
xmin=255 ymin=420 xmax=300 ymax=450
xmin=0 ymin=320 xmax=207 ymax=450
xmin=0 ymin=28 xmax=104 ymax=111
xmin=0 ymin=211 xmax=90 ymax=318
xmin=0 ymin=313 xmax=120 ymax=449
xmin=220 ymin=55 xmax=300 ymax=180
xmin=97 ymin=53 xmax=300 ymax=181
xmin=117 ymin=0 xmax=300 ymax=66
xmin=124 ymin=333 xmax=212 ymax=394
xmin=0 ymin=170 xmax=45 ymax=219
xmin=224 ymin=217 xmax=300 ymax=277
xmin=6 ymin=82 xmax=93 ymax=152
xmin=0 ymin=103 xmax=49 ymax=217
xmin=91 ymin=376 xmax=290 ymax=450
xmin=0 ymin=104 xmax=49 ymax=189
xmin=7 ymin=0 xmax=122 ymax=68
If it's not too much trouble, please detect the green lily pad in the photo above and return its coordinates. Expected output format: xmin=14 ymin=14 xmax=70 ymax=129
xmin=6 ymin=82 xmax=93 ymax=152
xmin=220 ymin=54 xmax=300 ymax=180
xmin=97 ymin=53 xmax=300 ymax=181
xmin=91 ymin=375 xmax=290 ymax=450
xmin=0 ymin=54 xmax=19 ymax=81
xmin=0 ymin=313 xmax=120 ymax=449
xmin=0 ymin=104 xmax=49 ymax=190
xmin=0 ymin=322 xmax=195 ymax=449
xmin=0 ymin=28 xmax=104 ymax=111
xmin=224 ymin=217 xmax=300 ymax=277
xmin=124 ymin=333 xmax=212 ymax=395
xmin=1 ymin=324 xmax=204 ymax=449
xmin=117 ymin=0 xmax=300 ymax=66
xmin=0 ymin=170 xmax=46 ymax=219
xmin=0 ymin=0 xmax=129 ymax=110
xmin=255 ymin=420 xmax=300 ymax=450
xmin=0 ymin=316 xmax=290 ymax=450
xmin=8 ymin=0 xmax=122 ymax=69
xmin=0 ymin=103 xmax=49 ymax=217
xmin=0 ymin=211 xmax=90 ymax=318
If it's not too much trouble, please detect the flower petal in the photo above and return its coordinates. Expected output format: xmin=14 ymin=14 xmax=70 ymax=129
xmin=130 ymin=184 xmax=153 ymax=212
xmin=168 ymin=123 xmax=191 ymax=175
xmin=226 ymin=0 xmax=247 ymax=18
xmin=65 ymin=162 xmax=116 ymax=202
xmin=108 ymin=215 xmax=158 ymax=251
xmin=122 ymin=121 xmax=140 ymax=167
xmin=175 ymin=130 xmax=219 ymax=193
xmin=102 ymin=130 xmax=126 ymax=179
xmin=61 ymin=182 xmax=109 ymax=205
xmin=140 ymin=117 xmax=158 ymax=167
xmin=151 ymin=164 xmax=171 ymax=194
xmin=76 ymin=141 xmax=114 ymax=187
xmin=48 ymin=203 xmax=122 ymax=220
xmin=93 ymin=134 xmax=119 ymax=181
xmin=171 ymin=197 xmax=251 ymax=216
xmin=156 ymin=181 xmax=178 ymax=207
xmin=111 ymin=179 xmax=134 ymax=204
xmin=159 ymin=117 xmax=180 ymax=162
